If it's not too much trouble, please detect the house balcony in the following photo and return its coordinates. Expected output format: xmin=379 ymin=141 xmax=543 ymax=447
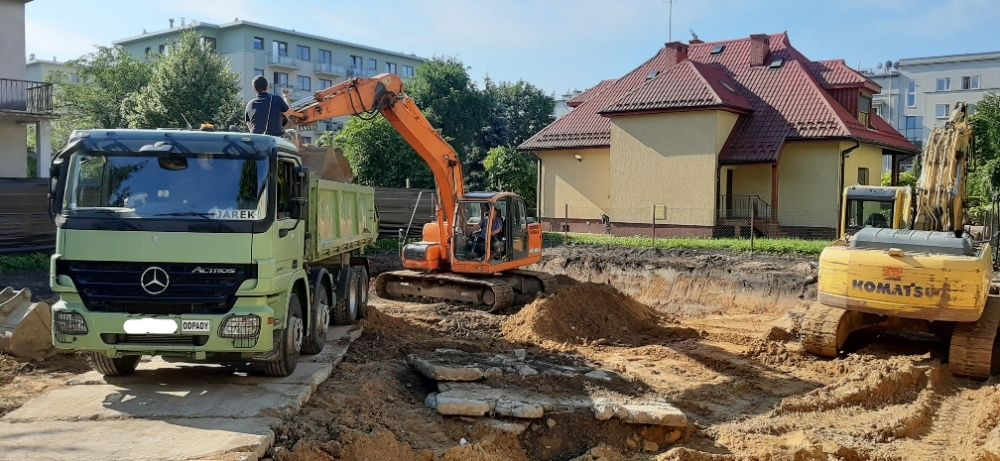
xmin=314 ymin=62 xmax=346 ymax=77
xmin=267 ymin=53 xmax=298 ymax=69
xmin=717 ymin=194 xmax=772 ymax=221
xmin=0 ymin=78 xmax=56 ymax=120
xmin=346 ymin=66 xmax=378 ymax=78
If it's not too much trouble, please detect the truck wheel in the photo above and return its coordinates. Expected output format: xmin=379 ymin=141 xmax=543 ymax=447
xmin=301 ymin=280 xmax=330 ymax=355
xmin=332 ymin=268 xmax=359 ymax=325
xmin=355 ymin=266 xmax=370 ymax=318
xmin=89 ymin=353 xmax=141 ymax=377
xmin=263 ymin=295 xmax=303 ymax=377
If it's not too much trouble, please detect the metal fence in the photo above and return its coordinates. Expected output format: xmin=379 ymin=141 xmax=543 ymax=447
xmin=0 ymin=78 xmax=54 ymax=114
xmin=0 ymin=179 xmax=54 ymax=254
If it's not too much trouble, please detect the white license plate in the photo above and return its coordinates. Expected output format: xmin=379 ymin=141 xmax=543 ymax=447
xmin=123 ymin=318 xmax=178 ymax=334
xmin=181 ymin=320 xmax=211 ymax=333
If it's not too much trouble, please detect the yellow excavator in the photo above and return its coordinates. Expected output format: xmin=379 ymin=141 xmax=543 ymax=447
xmin=802 ymin=102 xmax=1000 ymax=378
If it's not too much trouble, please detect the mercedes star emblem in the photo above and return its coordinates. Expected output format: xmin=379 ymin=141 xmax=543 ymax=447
xmin=140 ymin=266 xmax=170 ymax=295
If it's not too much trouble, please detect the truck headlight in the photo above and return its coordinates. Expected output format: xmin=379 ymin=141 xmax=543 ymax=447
xmin=54 ymin=311 xmax=88 ymax=335
xmin=219 ymin=315 xmax=261 ymax=338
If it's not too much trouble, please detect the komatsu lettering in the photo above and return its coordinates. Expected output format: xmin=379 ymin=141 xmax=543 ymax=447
xmin=851 ymin=279 xmax=944 ymax=298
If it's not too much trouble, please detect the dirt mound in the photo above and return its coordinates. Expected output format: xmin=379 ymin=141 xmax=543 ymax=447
xmin=502 ymin=283 xmax=668 ymax=346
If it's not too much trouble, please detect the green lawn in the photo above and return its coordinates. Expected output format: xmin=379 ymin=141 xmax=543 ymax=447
xmin=0 ymin=253 xmax=50 ymax=274
xmin=543 ymin=232 xmax=829 ymax=255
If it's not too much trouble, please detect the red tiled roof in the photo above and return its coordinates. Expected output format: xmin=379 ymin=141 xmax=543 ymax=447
xmin=808 ymin=59 xmax=881 ymax=93
xmin=566 ymin=79 xmax=615 ymax=108
xmin=520 ymin=33 xmax=918 ymax=160
xmin=600 ymin=60 xmax=752 ymax=115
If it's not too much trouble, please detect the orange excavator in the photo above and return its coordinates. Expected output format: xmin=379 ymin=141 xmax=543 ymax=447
xmin=285 ymin=74 xmax=554 ymax=311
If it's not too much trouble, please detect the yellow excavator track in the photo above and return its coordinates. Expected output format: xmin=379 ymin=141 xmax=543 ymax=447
xmin=949 ymin=298 xmax=1000 ymax=379
xmin=800 ymin=303 xmax=869 ymax=358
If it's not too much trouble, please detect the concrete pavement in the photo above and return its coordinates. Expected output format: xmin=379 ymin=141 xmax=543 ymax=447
xmin=0 ymin=325 xmax=362 ymax=461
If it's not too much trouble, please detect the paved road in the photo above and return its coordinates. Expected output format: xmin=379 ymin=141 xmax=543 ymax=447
xmin=0 ymin=326 xmax=361 ymax=461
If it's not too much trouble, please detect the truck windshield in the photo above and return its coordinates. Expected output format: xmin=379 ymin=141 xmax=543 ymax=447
xmin=845 ymin=199 xmax=894 ymax=234
xmin=62 ymin=152 xmax=268 ymax=220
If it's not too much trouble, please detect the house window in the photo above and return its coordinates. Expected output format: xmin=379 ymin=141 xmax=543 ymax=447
xmin=386 ymin=62 xmax=397 ymax=74
xmin=858 ymin=94 xmax=872 ymax=127
xmin=273 ymin=40 xmax=288 ymax=57
xmin=873 ymin=103 xmax=882 ymax=116
xmin=904 ymin=116 xmax=923 ymax=146
xmin=936 ymin=104 xmax=950 ymax=119
xmin=858 ymin=167 xmax=869 ymax=186
xmin=301 ymin=136 xmax=312 ymax=145
xmin=906 ymin=80 xmax=916 ymax=107
xmin=273 ymin=72 xmax=288 ymax=87
xmin=252 ymin=36 xmax=264 ymax=50
xmin=202 ymin=37 xmax=216 ymax=51
xmin=297 ymin=45 xmax=310 ymax=61
xmin=158 ymin=44 xmax=166 ymax=54
xmin=962 ymin=75 xmax=981 ymax=90
xmin=254 ymin=68 xmax=264 ymax=77
xmin=402 ymin=65 xmax=415 ymax=78
xmin=298 ymin=75 xmax=311 ymax=92
xmin=367 ymin=58 xmax=377 ymax=71
xmin=935 ymin=77 xmax=950 ymax=91
xmin=144 ymin=47 xmax=151 ymax=56
xmin=319 ymin=78 xmax=332 ymax=89
xmin=319 ymin=49 xmax=332 ymax=64
xmin=970 ymin=103 xmax=977 ymax=115
xmin=351 ymin=55 xmax=363 ymax=71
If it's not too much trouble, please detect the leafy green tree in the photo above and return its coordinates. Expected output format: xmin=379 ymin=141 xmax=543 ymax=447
xmin=123 ymin=32 xmax=242 ymax=129
xmin=484 ymin=146 xmax=537 ymax=212
xmin=407 ymin=57 xmax=488 ymax=161
xmin=47 ymin=46 xmax=152 ymax=150
xmin=483 ymin=78 xmax=554 ymax=148
xmin=970 ymin=92 xmax=1000 ymax=198
xmin=334 ymin=116 xmax=433 ymax=188
xmin=880 ymin=170 xmax=917 ymax=188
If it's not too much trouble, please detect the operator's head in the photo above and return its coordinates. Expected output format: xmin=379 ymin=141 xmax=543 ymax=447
xmin=252 ymin=76 xmax=268 ymax=93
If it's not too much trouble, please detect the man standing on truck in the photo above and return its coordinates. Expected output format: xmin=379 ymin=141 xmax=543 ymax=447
xmin=245 ymin=76 xmax=289 ymax=136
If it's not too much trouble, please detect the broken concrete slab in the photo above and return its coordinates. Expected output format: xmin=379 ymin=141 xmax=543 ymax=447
xmin=0 ymin=417 xmax=277 ymax=461
xmin=409 ymin=348 xmax=606 ymax=383
xmin=434 ymin=393 xmax=491 ymax=416
xmin=410 ymin=354 xmax=485 ymax=381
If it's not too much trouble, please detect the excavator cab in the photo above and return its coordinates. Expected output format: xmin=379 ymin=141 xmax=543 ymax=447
xmin=453 ymin=193 xmax=532 ymax=266
xmin=840 ymin=185 xmax=912 ymax=238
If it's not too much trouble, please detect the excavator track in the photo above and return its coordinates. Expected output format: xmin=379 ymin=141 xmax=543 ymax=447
xmin=949 ymin=297 xmax=1000 ymax=379
xmin=800 ymin=303 xmax=868 ymax=358
xmin=375 ymin=270 xmax=516 ymax=312
xmin=506 ymin=269 xmax=559 ymax=295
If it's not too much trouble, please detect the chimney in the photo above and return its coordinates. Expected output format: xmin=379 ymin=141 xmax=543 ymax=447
xmin=169 ymin=18 xmax=174 ymax=28
xmin=180 ymin=17 xmax=186 ymax=27
xmin=664 ymin=41 xmax=689 ymax=67
xmin=749 ymin=34 xmax=769 ymax=66
xmin=689 ymin=38 xmax=703 ymax=44
xmin=28 ymin=53 xmax=35 ymax=61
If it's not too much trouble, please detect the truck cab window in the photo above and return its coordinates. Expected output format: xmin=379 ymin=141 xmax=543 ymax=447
xmin=277 ymin=160 xmax=294 ymax=219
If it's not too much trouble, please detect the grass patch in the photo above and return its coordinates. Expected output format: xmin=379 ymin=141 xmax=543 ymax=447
xmin=362 ymin=238 xmax=402 ymax=255
xmin=544 ymin=232 xmax=829 ymax=255
xmin=0 ymin=253 xmax=50 ymax=274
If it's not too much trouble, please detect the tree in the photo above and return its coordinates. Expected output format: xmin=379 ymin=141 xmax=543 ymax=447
xmin=484 ymin=146 xmax=537 ymax=213
xmin=407 ymin=57 xmax=488 ymax=161
xmin=483 ymin=78 xmax=554 ymax=148
xmin=123 ymin=32 xmax=242 ymax=130
xmin=880 ymin=171 xmax=917 ymax=188
xmin=47 ymin=46 xmax=152 ymax=150
xmin=334 ymin=116 xmax=433 ymax=188
xmin=970 ymin=92 xmax=1000 ymax=199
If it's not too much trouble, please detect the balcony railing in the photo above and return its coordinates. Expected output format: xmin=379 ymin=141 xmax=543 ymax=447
xmin=718 ymin=194 xmax=772 ymax=220
xmin=267 ymin=53 xmax=298 ymax=69
xmin=314 ymin=62 xmax=346 ymax=76
xmin=347 ymin=66 xmax=378 ymax=78
xmin=0 ymin=78 xmax=55 ymax=115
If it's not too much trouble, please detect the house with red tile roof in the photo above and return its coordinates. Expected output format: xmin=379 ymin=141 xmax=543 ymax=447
xmin=519 ymin=33 xmax=919 ymax=238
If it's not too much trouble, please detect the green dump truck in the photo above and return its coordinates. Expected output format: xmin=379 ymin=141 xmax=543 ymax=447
xmin=46 ymin=129 xmax=377 ymax=377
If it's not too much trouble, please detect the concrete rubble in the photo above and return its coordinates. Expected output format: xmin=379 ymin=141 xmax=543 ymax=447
xmin=0 ymin=325 xmax=362 ymax=461
xmin=409 ymin=348 xmax=688 ymax=430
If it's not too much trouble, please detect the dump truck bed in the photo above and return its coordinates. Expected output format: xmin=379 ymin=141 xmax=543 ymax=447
xmin=306 ymin=176 xmax=378 ymax=264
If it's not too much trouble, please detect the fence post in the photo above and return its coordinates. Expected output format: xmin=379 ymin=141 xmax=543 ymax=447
xmin=750 ymin=202 xmax=755 ymax=255
xmin=651 ymin=205 xmax=656 ymax=248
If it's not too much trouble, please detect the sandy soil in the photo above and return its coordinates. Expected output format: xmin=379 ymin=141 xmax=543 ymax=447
xmin=273 ymin=246 xmax=1000 ymax=461
xmin=0 ymin=352 xmax=90 ymax=417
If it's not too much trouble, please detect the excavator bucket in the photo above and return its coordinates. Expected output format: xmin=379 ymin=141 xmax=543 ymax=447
xmin=297 ymin=145 xmax=354 ymax=182
xmin=0 ymin=287 xmax=54 ymax=359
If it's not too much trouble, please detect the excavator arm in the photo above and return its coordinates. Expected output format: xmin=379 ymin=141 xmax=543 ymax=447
xmin=284 ymin=74 xmax=465 ymax=245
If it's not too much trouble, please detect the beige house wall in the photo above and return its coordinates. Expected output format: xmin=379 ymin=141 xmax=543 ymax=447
xmin=538 ymin=148 xmax=610 ymax=219
xmin=609 ymin=110 xmax=738 ymax=225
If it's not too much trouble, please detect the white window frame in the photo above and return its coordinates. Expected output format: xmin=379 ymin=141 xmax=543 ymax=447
xmin=962 ymin=75 xmax=981 ymax=90
xmin=935 ymin=77 xmax=951 ymax=92
xmin=906 ymin=80 xmax=916 ymax=107
xmin=935 ymin=104 xmax=950 ymax=119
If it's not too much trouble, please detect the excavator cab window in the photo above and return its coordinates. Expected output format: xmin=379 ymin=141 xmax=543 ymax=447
xmin=845 ymin=198 xmax=894 ymax=234
xmin=454 ymin=201 xmax=492 ymax=262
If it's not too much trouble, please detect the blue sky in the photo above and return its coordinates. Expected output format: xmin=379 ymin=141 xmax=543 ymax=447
xmin=26 ymin=0 xmax=1000 ymax=96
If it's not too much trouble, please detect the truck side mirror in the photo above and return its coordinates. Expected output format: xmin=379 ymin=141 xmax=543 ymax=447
xmin=47 ymin=163 xmax=62 ymax=218
xmin=289 ymin=166 xmax=309 ymax=221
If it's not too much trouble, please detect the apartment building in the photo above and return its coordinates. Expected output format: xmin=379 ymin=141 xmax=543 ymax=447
xmin=25 ymin=55 xmax=72 ymax=82
xmin=864 ymin=51 xmax=1000 ymax=170
xmin=0 ymin=0 xmax=57 ymax=178
xmin=113 ymin=19 xmax=425 ymax=143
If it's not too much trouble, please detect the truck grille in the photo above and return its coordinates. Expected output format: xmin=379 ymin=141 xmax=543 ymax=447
xmin=101 ymin=333 xmax=209 ymax=346
xmin=58 ymin=261 xmax=256 ymax=315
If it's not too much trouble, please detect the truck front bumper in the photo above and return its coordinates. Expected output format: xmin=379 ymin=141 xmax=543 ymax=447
xmin=51 ymin=297 xmax=277 ymax=359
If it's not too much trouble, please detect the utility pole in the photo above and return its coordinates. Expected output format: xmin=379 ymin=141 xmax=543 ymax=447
xmin=663 ymin=0 xmax=679 ymax=42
